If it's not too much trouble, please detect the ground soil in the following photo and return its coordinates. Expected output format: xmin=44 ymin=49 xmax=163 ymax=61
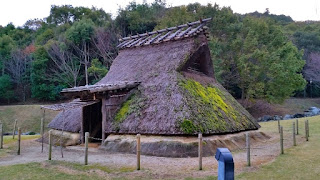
xmin=0 ymin=129 xmax=305 ymax=180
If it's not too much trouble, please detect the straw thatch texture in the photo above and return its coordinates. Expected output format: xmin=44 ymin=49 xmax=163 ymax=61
xmin=48 ymin=107 xmax=82 ymax=133
xmin=99 ymin=34 xmax=260 ymax=135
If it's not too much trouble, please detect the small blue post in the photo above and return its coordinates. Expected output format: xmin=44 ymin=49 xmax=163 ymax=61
xmin=215 ymin=148 xmax=234 ymax=180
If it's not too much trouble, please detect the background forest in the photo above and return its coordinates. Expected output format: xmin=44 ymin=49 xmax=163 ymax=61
xmin=0 ymin=1 xmax=319 ymax=105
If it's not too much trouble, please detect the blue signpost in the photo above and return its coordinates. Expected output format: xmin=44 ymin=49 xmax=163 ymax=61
xmin=215 ymin=148 xmax=234 ymax=180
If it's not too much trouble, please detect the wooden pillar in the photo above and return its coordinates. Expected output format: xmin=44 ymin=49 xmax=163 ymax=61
xmin=293 ymin=122 xmax=296 ymax=146
xmin=101 ymin=98 xmax=107 ymax=144
xmin=13 ymin=119 xmax=17 ymax=139
xmin=0 ymin=123 xmax=3 ymax=149
xmin=198 ymin=133 xmax=203 ymax=170
xmin=40 ymin=117 xmax=44 ymax=153
xmin=48 ymin=130 xmax=52 ymax=160
xmin=85 ymin=132 xmax=89 ymax=165
xmin=246 ymin=132 xmax=251 ymax=166
xmin=137 ymin=134 xmax=141 ymax=170
xmin=17 ymin=127 xmax=21 ymax=155
xmin=280 ymin=126 xmax=284 ymax=154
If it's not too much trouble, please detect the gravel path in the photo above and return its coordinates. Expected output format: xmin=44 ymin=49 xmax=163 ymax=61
xmin=0 ymin=130 xmax=305 ymax=179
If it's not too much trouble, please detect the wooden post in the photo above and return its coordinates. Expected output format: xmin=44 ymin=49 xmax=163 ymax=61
xmin=137 ymin=134 xmax=141 ymax=170
xmin=278 ymin=119 xmax=280 ymax=133
xmin=305 ymin=120 xmax=308 ymax=141
xmin=296 ymin=119 xmax=299 ymax=135
xmin=40 ymin=118 xmax=44 ymax=153
xmin=198 ymin=133 xmax=203 ymax=170
xmin=101 ymin=98 xmax=106 ymax=144
xmin=48 ymin=130 xmax=52 ymax=160
xmin=307 ymin=120 xmax=310 ymax=139
xmin=280 ymin=126 xmax=284 ymax=154
xmin=293 ymin=122 xmax=296 ymax=146
xmin=85 ymin=132 xmax=89 ymax=165
xmin=17 ymin=127 xmax=21 ymax=155
xmin=246 ymin=132 xmax=251 ymax=166
xmin=13 ymin=119 xmax=17 ymax=139
xmin=0 ymin=123 xmax=3 ymax=149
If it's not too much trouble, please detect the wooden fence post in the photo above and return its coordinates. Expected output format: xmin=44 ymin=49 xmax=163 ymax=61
xmin=293 ymin=122 xmax=296 ymax=146
xmin=40 ymin=118 xmax=44 ymax=153
xmin=280 ymin=126 xmax=284 ymax=154
xmin=0 ymin=123 xmax=3 ymax=149
xmin=246 ymin=132 xmax=251 ymax=166
xmin=13 ymin=119 xmax=17 ymax=139
xmin=48 ymin=130 xmax=52 ymax=160
xmin=137 ymin=134 xmax=141 ymax=170
xmin=307 ymin=120 xmax=310 ymax=139
xmin=198 ymin=133 xmax=203 ymax=170
xmin=278 ymin=119 xmax=280 ymax=133
xmin=85 ymin=132 xmax=89 ymax=165
xmin=305 ymin=120 xmax=308 ymax=141
xmin=17 ymin=127 xmax=21 ymax=155
xmin=296 ymin=119 xmax=299 ymax=135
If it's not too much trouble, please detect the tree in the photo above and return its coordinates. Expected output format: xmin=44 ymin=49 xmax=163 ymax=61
xmin=88 ymin=58 xmax=108 ymax=84
xmin=46 ymin=41 xmax=81 ymax=87
xmin=6 ymin=46 xmax=33 ymax=102
xmin=0 ymin=75 xmax=14 ymax=103
xmin=0 ymin=35 xmax=14 ymax=75
xmin=91 ymin=27 xmax=117 ymax=68
xmin=66 ymin=18 xmax=95 ymax=85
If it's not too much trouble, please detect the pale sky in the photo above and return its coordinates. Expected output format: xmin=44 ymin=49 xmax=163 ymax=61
xmin=0 ymin=0 xmax=319 ymax=27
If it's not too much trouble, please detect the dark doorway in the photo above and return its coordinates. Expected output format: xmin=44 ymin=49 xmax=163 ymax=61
xmin=83 ymin=101 xmax=102 ymax=142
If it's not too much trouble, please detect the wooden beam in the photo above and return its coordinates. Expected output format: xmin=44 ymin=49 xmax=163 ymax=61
xmin=101 ymin=98 xmax=107 ymax=144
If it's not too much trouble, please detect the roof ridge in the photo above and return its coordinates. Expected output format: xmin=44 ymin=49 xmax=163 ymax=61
xmin=117 ymin=17 xmax=211 ymax=50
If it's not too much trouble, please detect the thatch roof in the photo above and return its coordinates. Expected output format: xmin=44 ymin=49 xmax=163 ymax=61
xmin=48 ymin=107 xmax=82 ymax=133
xmin=49 ymin=18 xmax=259 ymax=135
xmin=99 ymin=34 xmax=259 ymax=135
xmin=117 ymin=18 xmax=210 ymax=49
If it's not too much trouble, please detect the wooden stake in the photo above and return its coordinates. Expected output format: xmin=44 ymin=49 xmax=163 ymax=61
xmin=280 ymin=126 xmax=284 ymax=154
xmin=278 ymin=119 xmax=280 ymax=133
xmin=48 ymin=130 xmax=52 ymax=160
xmin=17 ymin=127 xmax=21 ymax=155
xmin=85 ymin=132 xmax=89 ymax=165
xmin=13 ymin=119 xmax=17 ymax=139
xmin=40 ymin=118 xmax=44 ymax=153
xmin=0 ymin=123 xmax=3 ymax=149
xmin=137 ymin=134 xmax=141 ymax=170
xmin=296 ymin=119 xmax=299 ymax=135
xmin=246 ymin=132 xmax=251 ymax=166
xmin=198 ymin=133 xmax=203 ymax=170
xmin=307 ymin=120 xmax=310 ymax=139
xmin=305 ymin=121 xmax=308 ymax=141
xmin=293 ymin=122 xmax=296 ymax=146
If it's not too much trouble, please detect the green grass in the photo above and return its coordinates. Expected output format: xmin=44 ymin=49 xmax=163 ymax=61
xmin=185 ymin=115 xmax=320 ymax=180
xmin=2 ymin=135 xmax=40 ymax=144
xmin=0 ymin=160 xmax=135 ymax=180
xmin=237 ymin=115 xmax=320 ymax=180
xmin=0 ymin=105 xmax=58 ymax=133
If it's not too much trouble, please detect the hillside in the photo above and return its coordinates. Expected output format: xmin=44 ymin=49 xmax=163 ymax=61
xmin=0 ymin=105 xmax=58 ymax=133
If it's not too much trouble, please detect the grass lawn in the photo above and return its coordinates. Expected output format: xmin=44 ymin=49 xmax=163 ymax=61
xmin=0 ymin=160 xmax=135 ymax=180
xmin=237 ymin=115 xmax=320 ymax=180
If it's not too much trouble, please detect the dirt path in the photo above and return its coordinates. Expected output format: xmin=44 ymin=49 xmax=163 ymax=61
xmin=0 ymin=130 xmax=306 ymax=179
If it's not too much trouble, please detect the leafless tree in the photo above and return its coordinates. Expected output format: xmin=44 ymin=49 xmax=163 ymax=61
xmin=91 ymin=27 xmax=118 ymax=69
xmin=47 ymin=42 xmax=81 ymax=87
xmin=6 ymin=49 xmax=32 ymax=101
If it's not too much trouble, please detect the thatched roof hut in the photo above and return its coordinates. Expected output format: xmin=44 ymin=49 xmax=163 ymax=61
xmin=48 ymin=18 xmax=259 ymax=141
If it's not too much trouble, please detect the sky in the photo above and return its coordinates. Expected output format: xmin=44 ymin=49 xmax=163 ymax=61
xmin=0 ymin=0 xmax=319 ymax=27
